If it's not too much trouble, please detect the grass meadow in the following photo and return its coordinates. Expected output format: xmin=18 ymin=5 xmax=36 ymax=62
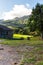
xmin=0 ymin=36 xmax=43 ymax=65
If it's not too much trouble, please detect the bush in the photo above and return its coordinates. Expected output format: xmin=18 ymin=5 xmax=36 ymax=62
xmin=29 ymin=31 xmax=40 ymax=36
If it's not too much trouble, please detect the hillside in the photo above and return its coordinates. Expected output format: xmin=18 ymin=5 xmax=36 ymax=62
xmin=0 ymin=15 xmax=29 ymax=28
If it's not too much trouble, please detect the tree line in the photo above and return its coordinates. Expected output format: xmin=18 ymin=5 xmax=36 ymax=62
xmin=28 ymin=3 xmax=43 ymax=39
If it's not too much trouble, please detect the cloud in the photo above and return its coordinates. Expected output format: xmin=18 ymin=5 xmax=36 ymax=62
xmin=3 ymin=4 xmax=32 ymax=20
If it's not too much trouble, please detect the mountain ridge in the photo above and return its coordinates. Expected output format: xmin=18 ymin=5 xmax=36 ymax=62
xmin=0 ymin=15 xmax=29 ymax=28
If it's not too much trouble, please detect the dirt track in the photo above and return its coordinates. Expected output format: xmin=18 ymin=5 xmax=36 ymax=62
xmin=0 ymin=44 xmax=23 ymax=65
xmin=0 ymin=44 xmax=43 ymax=65
xmin=0 ymin=44 xmax=34 ymax=65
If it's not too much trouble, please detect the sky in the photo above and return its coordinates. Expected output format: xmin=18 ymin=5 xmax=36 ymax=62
xmin=0 ymin=0 xmax=43 ymax=20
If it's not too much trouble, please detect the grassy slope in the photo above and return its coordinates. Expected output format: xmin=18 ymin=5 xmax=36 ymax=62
xmin=0 ymin=36 xmax=43 ymax=46
xmin=0 ymin=36 xmax=43 ymax=65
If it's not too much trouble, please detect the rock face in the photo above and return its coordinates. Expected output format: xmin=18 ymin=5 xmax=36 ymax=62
xmin=0 ymin=44 xmax=22 ymax=65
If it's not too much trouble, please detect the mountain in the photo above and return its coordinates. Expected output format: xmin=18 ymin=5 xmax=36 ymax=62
xmin=0 ymin=15 xmax=29 ymax=28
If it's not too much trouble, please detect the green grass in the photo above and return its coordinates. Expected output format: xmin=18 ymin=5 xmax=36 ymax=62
xmin=35 ymin=61 xmax=43 ymax=65
xmin=0 ymin=36 xmax=43 ymax=65
xmin=0 ymin=36 xmax=43 ymax=46
xmin=24 ymin=57 xmax=36 ymax=63
xmin=0 ymin=39 xmax=43 ymax=46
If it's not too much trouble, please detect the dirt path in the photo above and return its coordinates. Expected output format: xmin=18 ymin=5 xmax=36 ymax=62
xmin=0 ymin=44 xmax=43 ymax=65
xmin=0 ymin=44 xmax=34 ymax=65
xmin=0 ymin=44 xmax=23 ymax=65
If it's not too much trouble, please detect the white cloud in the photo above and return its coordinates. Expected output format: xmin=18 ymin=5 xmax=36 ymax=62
xmin=2 ymin=4 xmax=32 ymax=20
